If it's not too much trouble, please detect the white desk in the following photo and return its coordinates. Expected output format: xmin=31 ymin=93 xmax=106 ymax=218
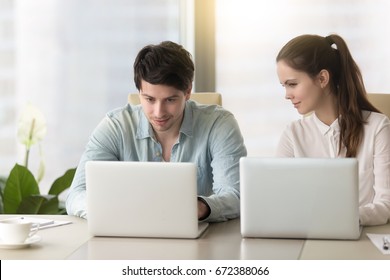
xmin=300 ymin=224 xmax=390 ymax=259
xmin=1 ymin=214 xmax=389 ymax=260
xmin=0 ymin=215 xmax=90 ymax=260
xmin=68 ymin=218 xmax=304 ymax=260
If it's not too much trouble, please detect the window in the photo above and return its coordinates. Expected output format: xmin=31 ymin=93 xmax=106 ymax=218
xmin=215 ymin=0 xmax=390 ymax=156
xmin=1 ymin=0 xmax=187 ymax=193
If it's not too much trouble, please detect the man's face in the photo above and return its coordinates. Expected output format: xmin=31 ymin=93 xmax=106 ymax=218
xmin=139 ymin=80 xmax=191 ymax=135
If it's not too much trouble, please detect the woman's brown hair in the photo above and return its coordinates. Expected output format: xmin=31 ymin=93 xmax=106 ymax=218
xmin=276 ymin=34 xmax=380 ymax=157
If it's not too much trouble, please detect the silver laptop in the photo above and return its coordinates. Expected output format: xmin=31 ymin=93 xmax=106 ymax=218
xmin=240 ymin=157 xmax=361 ymax=240
xmin=86 ymin=161 xmax=209 ymax=239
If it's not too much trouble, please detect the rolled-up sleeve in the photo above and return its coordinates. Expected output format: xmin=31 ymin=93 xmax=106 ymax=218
xmin=66 ymin=115 xmax=122 ymax=218
xmin=199 ymin=112 xmax=247 ymax=222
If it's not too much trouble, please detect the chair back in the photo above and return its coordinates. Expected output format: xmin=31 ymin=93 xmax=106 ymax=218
xmin=367 ymin=93 xmax=390 ymax=118
xmin=304 ymin=93 xmax=390 ymax=119
xmin=128 ymin=92 xmax=222 ymax=106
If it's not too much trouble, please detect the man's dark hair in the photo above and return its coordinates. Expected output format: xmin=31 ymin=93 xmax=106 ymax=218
xmin=133 ymin=41 xmax=194 ymax=91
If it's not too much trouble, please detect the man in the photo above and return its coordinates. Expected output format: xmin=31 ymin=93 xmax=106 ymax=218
xmin=66 ymin=41 xmax=247 ymax=222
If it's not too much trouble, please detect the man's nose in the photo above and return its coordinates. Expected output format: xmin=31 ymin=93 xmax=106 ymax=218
xmin=154 ymin=101 xmax=166 ymax=117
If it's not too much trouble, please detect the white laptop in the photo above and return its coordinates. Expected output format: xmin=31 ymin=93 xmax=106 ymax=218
xmin=86 ymin=161 xmax=209 ymax=239
xmin=240 ymin=157 xmax=361 ymax=240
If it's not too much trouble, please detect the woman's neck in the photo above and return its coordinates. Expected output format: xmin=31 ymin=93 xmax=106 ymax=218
xmin=315 ymin=94 xmax=338 ymax=125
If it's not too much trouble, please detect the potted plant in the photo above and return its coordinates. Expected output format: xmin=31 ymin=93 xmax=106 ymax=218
xmin=0 ymin=103 xmax=75 ymax=214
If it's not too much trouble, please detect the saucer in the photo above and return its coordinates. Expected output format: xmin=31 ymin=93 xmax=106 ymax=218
xmin=0 ymin=235 xmax=41 ymax=249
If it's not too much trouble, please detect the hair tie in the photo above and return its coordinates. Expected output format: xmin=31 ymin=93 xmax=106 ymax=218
xmin=325 ymin=35 xmax=337 ymax=49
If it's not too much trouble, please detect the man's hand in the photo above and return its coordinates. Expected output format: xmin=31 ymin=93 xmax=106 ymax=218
xmin=197 ymin=199 xmax=211 ymax=220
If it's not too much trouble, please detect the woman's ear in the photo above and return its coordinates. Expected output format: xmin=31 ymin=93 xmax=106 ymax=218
xmin=317 ymin=69 xmax=330 ymax=89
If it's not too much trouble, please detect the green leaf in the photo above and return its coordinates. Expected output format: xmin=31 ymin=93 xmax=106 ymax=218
xmin=17 ymin=195 xmax=46 ymax=214
xmin=17 ymin=195 xmax=59 ymax=214
xmin=57 ymin=208 xmax=67 ymax=215
xmin=0 ymin=175 xmax=6 ymax=214
xmin=38 ymin=195 xmax=59 ymax=214
xmin=0 ymin=175 xmax=6 ymax=192
xmin=57 ymin=200 xmax=68 ymax=215
xmin=3 ymin=164 xmax=40 ymax=214
xmin=49 ymin=168 xmax=76 ymax=195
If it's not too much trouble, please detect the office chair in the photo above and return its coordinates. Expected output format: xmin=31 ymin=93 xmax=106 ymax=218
xmin=304 ymin=93 xmax=390 ymax=119
xmin=128 ymin=92 xmax=222 ymax=106
xmin=367 ymin=93 xmax=390 ymax=118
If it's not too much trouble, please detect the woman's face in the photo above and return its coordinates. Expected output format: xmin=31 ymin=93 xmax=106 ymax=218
xmin=277 ymin=60 xmax=326 ymax=115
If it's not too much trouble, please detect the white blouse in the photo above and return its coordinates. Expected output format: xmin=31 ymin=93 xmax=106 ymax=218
xmin=276 ymin=111 xmax=390 ymax=226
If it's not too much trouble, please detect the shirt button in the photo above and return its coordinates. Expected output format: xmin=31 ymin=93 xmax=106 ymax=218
xmin=156 ymin=152 xmax=161 ymax=157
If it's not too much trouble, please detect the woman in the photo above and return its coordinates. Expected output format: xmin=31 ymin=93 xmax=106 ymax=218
xmin=276 ymin=34 xmax=390 ymax=226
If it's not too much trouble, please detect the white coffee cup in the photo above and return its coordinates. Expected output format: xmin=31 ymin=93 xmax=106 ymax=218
xmin=0 ymin=219 xmax=40 ymax=244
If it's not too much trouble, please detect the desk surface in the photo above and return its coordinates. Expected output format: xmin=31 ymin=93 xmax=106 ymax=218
xmin=300 ymin=224 xmax=390 ymax=259
xmin=68 ymin=218 xmax=304 ymax=260
xmin=0 ymin=215 xmax=90 ymax=260
xmin=1 ymin=215 xmax=389 ymax=260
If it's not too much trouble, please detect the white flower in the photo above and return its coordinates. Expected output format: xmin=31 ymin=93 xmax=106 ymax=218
xmin=17 ymin=103 xmax=47 ymax=149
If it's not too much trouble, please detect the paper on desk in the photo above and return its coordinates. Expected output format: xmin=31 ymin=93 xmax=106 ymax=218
xmin=36 ymin=219 xmax=72 ymax=230
xmin=366 ymin=233 xmax=390 ymax=254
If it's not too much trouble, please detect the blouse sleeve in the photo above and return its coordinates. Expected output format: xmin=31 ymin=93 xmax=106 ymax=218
xmin=359 ymin=117 xmax=390 ymax=226
xmin=276 ymin=126 xmax=295 ymax=157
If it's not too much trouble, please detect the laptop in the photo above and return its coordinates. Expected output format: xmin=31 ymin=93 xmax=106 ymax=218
xmin=86 ymin=161 xmax=209 ymax=239
xmin=240 ymin=157 xmax=361 ymax=240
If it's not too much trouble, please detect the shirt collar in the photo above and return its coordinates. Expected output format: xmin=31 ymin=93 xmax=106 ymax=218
xmin=180 ymin=101 xmax=193 ymax=137
xmin=313 ymin=113 xmax=340 ymax=135
xmin=136 ymin=102 xmax=194 ymax=139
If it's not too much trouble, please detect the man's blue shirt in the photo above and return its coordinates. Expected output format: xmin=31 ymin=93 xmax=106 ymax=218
xmin=66 ymin=100 xmax=247 ymax=222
